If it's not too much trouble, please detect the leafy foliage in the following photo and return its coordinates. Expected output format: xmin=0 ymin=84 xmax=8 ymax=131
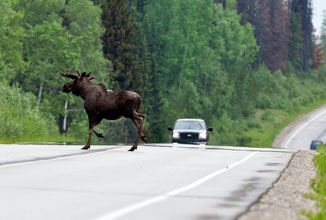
xmin=289 ymin=0 xmax=313 ymax=72
xmin=0 ymin=81 xmax=55 ymax=142
xmin=237 ymin=0 xmax=290 ymax=72
xmin=0 ymin=0 xmax=325 ymax=147
xmin=0 ymin=0 xmax=25 ymax=81
xmin=289 ymin=13 xmax=304 ymax=70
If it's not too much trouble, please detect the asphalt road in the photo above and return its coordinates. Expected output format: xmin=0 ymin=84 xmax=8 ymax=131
xmin=0 ymin=144 xmax=294 ymax=220
xmin=278 ymin=105 xmax=326 ymax=150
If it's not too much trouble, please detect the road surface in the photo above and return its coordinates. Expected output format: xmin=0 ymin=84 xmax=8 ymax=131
xmin=277 ymin=105 xmax=326 ymax=150
xmin=0 ymin=144 xmax=294 ymax=220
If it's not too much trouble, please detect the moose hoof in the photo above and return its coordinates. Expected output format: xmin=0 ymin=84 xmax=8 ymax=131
xmin=141 ymin=136 xmax=149 ymax=144
xmin=97 ymin=133 xmax=105 ymax=139
xmin=81 ymin=145 xmax=90 ymax=150
xmin=128 ymin=146 xmax=137 ymax=151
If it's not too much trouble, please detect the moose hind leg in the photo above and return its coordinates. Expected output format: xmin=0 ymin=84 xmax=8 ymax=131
xmin=93 ymin=129 xmax=105 ymax=139
xmin=136 ymin=112 xmax=148 ymax=143
xmin=129 ymin=118 xmax=141 ymax=151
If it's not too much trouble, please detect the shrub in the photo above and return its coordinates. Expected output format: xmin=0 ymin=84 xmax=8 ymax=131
xmin=0 ymin=81 xmax=56 ymax=142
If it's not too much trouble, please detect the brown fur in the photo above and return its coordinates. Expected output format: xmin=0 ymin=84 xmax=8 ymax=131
xmin=61 ymin=70 xmax=148 ymax=151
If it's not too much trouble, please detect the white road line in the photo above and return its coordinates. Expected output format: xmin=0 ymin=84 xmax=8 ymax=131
xmin=283 ymin=109 xmax=326 ymax=148
xmin=0 ymin=147 xmax=123 ymax=169
xmin=93 ymin=152 xmax=257 ymax=220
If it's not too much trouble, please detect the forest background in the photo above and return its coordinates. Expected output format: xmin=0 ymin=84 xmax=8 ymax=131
xmin=1 ymin=0 xmax=326 ymax=147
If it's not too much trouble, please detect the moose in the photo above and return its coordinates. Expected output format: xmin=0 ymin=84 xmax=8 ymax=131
xmin=61 ymin=70 xmax=148 ymax=151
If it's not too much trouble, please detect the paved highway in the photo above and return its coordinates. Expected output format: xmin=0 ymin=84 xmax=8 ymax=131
xmin=278 ymin=105 xmax=326 ymax=150
xmin=0 ymin=144 xmax=294 ymax=220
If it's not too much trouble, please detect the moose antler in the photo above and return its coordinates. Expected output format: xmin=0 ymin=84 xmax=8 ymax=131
xmin=87 ymin=72 xmax=95 ymax=80
xmin=61 ymin=69 xmax=78 ymax=79
xmin=61 ymin=69 xmax=95 ymax=80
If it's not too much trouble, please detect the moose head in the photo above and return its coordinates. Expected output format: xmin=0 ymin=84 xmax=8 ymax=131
xmin=61 ymin=70 xmax=95 ymax=96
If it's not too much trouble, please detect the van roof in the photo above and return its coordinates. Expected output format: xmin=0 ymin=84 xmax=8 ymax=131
xmin=176 ymin=118 xmax=204 ymax=121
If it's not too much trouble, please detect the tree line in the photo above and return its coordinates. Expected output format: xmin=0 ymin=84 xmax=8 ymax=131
xmin=0 ymin=0 xmax=326 ymax=145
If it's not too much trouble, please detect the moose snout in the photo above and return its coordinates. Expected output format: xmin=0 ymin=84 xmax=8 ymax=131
xmin=62 ymin=85 xmax=70 ymax=93
xmin=62 ymin=81 xmax=74 ymax=93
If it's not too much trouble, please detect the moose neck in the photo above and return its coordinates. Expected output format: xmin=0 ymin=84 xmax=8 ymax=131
xmin=79 ymin=80 xmax=93 ymax=100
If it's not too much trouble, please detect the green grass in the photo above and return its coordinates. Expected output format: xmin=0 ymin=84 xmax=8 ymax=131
xmin=302 ymin=146 xmax=326 ymax=219
xmin=244 ymin=100 xmax=326 ymax=148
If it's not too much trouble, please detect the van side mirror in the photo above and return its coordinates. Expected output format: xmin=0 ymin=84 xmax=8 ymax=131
xmin=207 ymin=127 xmax=213 ymax=132
xmin=167 ymin=126 xmax=173 ymax=131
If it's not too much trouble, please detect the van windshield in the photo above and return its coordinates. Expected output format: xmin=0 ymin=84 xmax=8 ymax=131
xmin=175 ymin=121 xmax=205 ymax=130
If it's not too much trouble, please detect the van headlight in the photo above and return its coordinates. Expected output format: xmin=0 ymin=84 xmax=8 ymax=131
xmin=199 ymin=132 xmax=207 ymax=139
xmin=173 ymin=132 xmax=180 ymax=138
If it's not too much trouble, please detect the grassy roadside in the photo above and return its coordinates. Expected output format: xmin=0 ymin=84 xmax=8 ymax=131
xmin=244 ymin=100 xmax=326 ymax=148
xmin=303 ymin=146 xmax=326 ymax=219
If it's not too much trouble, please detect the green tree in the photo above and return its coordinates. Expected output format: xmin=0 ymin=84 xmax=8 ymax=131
xmin=65 ymin=0 xmax=110 ymax=78
xmin=22 ymin=21 xmax=80 ymax=115
xmin=13 ymin=0 xmax=111 ymax=136
xmin=211 ymin=3 xmax=258 ymax=118
xmin=18 ymin=0 xmax=65 ymax=26
xmin=15 ymin=0 xmax=77 ymax=117
xmin=321 ymin=11 xmax=326 ymax=63
xmin=0 ymin=0 xmax=25 ymax=81
xmin=289 ymin=0 xmax=313 ymax=72
xmin=102 ymin=0 xmax=144 ymax=94
xmin=288 ymin=13 xmax=303 ymax=71
xmin=0 ymin=81 xmax=55 ymax=142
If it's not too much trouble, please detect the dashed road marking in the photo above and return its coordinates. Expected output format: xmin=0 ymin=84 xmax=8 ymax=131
xmin=93 ymin=152 xmax=257 ymax=220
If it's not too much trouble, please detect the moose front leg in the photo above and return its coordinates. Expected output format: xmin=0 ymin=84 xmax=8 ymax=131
xmin=82 ymin=115 xmax=102 ymax=150
xmin=81 ymin=123 xmax=95 ymax=150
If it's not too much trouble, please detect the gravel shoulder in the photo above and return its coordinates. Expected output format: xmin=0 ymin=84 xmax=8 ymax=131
xmin=237 ymin=150 xmax=318 ymax=220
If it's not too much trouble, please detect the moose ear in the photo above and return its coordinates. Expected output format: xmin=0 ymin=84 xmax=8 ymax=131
xmin=81 ymin=72 xmax=87 ymax=77
xmin=86 ymin=72 xmax=92 ymax=77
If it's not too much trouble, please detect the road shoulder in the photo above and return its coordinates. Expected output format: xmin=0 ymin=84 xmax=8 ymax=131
xmin=237 ymin=150 xmax=318 ymax=220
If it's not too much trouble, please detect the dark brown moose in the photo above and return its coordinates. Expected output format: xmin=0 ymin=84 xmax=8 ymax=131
xmin=61 ymin=70 xmax=148 ymax=151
